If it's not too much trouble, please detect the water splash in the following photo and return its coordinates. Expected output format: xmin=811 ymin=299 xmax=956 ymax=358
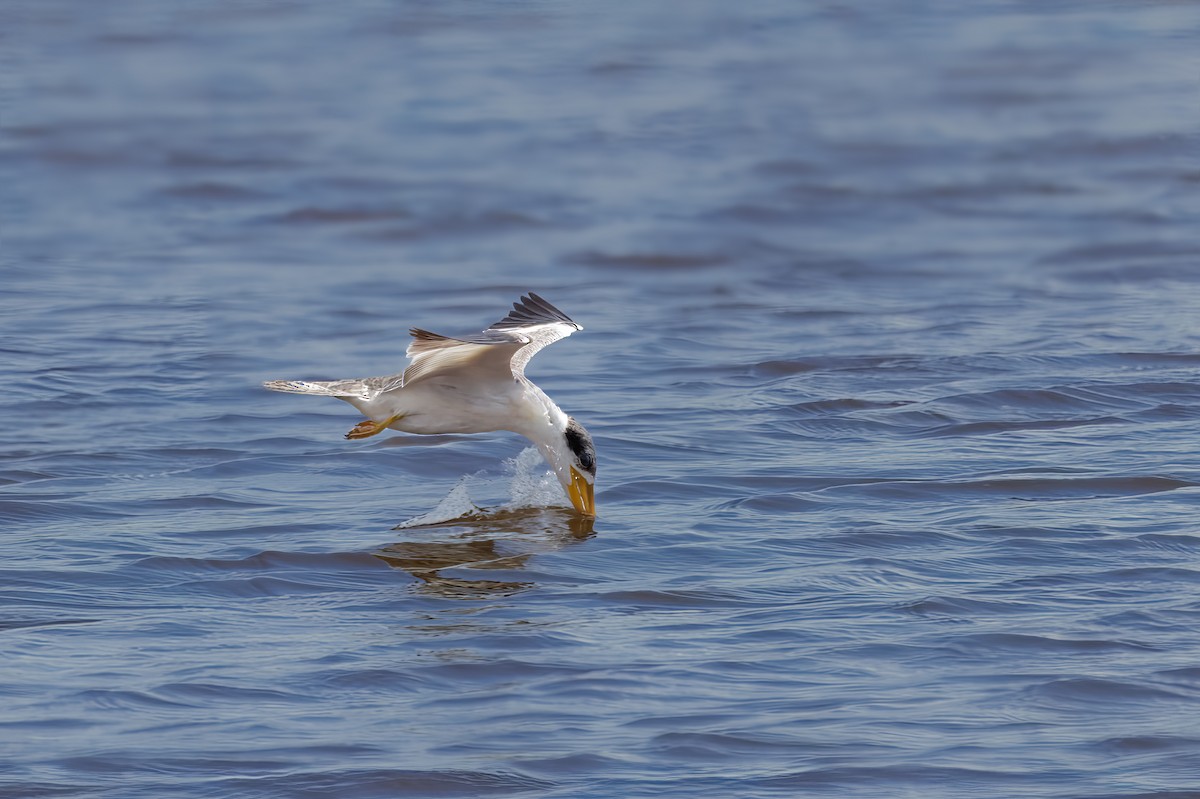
xmin=393 ymin=478 xmax=484 ymax=529
xmin=501 ymin=446 xmax=568 ymax=512
xmin=394 ymin=447 xmax=566 ymax=528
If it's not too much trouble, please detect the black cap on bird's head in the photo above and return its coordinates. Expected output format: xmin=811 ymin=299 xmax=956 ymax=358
xmin=565 ymin=417 xmax=596 ymax=476
xmin=564 ymin=417 xmax=596 ymax=515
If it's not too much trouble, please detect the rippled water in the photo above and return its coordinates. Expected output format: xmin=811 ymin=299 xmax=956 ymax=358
xmin=5 ymin=2 xmax=1200 ymax=797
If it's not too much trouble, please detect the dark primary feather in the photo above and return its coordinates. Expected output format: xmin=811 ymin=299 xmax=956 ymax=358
xmin=490 ymin=293 xmax=579 ymax=331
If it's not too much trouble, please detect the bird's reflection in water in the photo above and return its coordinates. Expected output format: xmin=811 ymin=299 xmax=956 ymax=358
xmin=375 ymin=508 xmax=594 ymax=599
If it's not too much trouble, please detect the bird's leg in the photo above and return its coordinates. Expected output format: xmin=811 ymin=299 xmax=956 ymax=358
xmin=345 ymin=415 xmax=401 ymax=440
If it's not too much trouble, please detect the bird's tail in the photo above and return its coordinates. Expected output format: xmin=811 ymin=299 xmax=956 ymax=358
xmin=264 ymin=372 xmax=402 ymax=401
xmin=263 ymin=379 xmax=360 ymax=397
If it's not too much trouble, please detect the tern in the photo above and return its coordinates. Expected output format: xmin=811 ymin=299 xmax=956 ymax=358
xmin=264 ymin=293 xmax=597 ymax=515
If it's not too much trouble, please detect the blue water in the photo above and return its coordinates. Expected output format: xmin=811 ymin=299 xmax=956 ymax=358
xmin=4 ymin=2 xmax=1200 ymax=797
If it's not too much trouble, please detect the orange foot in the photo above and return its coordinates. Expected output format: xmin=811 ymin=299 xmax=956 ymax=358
xmin=345 ymin=416 xmax=400 ymax=440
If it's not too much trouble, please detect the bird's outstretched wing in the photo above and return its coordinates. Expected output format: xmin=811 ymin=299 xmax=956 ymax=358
xmin=403 ymin=293 xmax=581 ymax=387
xmin=264 ymin=294 xmax=580 ymax=399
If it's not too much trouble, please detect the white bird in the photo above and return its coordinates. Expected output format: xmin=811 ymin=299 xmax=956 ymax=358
xmin=264 ymin=293 xmax=596 ymax=516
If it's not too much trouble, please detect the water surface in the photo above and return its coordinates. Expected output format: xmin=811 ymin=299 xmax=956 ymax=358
xmin=4 ymin=2 xmax=1200 ymax=797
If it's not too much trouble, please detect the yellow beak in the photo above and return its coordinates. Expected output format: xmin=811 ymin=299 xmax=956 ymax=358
xmin=568 ymin=466 xmax=596 ymax=516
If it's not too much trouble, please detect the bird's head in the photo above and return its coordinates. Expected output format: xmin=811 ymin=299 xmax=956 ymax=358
xmin=561 ymin=417 xmax=597 ymax=516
